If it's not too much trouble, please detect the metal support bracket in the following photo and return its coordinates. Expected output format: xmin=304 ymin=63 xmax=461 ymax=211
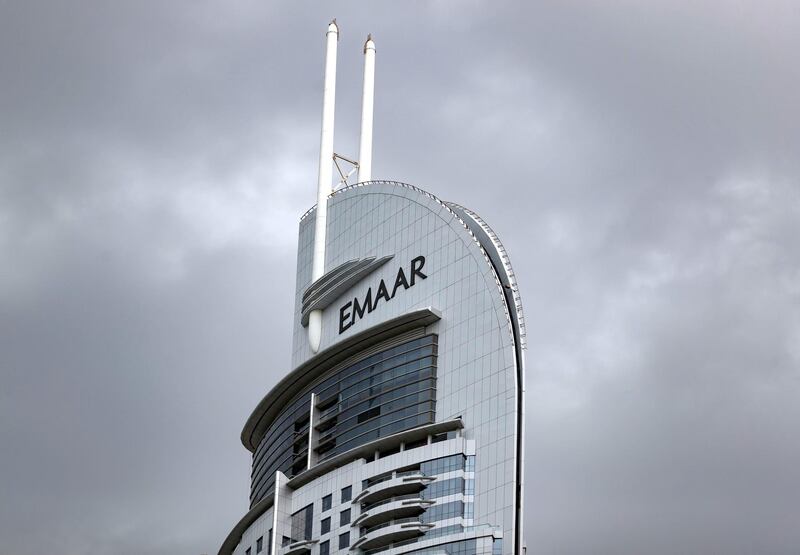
xmin=333 ymin=153 xmax=359 ymax=189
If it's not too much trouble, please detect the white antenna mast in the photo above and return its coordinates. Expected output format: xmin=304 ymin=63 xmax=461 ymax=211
xmin=357 ymin=35 xmax=376 ymax=183
xmin=308 ymin=20 xmax=338 ymax=353
xmin=307 ymin=22 xmax=377 ymax=353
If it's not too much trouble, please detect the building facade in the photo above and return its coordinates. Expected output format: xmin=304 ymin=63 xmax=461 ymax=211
xmin=219 ymin=180 xmax=526 ymax=555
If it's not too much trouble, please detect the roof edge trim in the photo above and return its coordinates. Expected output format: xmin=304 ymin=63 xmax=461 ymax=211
xmin=217 ymin=495 xmax=273 ymax=555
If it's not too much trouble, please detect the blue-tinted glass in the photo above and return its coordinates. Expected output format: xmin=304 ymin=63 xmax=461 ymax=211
xmin=251 ymin=335 xmax=437 ymax=505
xmin=290 ymin=504 xmax=313 ymax=542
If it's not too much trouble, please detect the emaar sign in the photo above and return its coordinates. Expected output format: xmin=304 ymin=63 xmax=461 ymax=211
xmin=338 ymin=255 xmax=427 ymax=333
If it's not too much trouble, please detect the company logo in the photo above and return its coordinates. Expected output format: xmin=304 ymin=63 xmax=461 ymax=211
xmin=339 ymin=255 xmax=427 ymax=334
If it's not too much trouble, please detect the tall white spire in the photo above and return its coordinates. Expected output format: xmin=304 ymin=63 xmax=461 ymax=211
xmin=357 ymin=34 xmax=376 ymax=183
xmin=308 ymin=20 xmax=339 ymax=353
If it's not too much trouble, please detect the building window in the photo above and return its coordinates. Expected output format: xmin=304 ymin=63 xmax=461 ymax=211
xmin=465 ymin=455 xmax=475 ymax=472
xmin=341 ymin=485 xmax=352 ymax=503
xmin=256 ymin=536 xmax=263 ymax=553
xmin=362 ymin=472 xmax=391 ymax=489
xmin=421 ymin=454 xmax=465 ymax=476
xmin=246 ymin=548 xmax=251 ymax=555
xmin=322 ymin=494 xmax=332 ymax=511
xmin=291 ymin=504 xmax=314 ymax=543
xmin=250 ymin=335 xmax=439 ymax=506
xmin=339 ymin=532 xmax=350 ymax=549
xmin=267 ymin=529 xmax=273 ymax=555
xmin=378 ymin=445 xmax=400 ymax=458
xmin=321 ymin=516 xmax=331 ymax=535
xmin=420 ymin=500 xmax=464 ymax=524
xmin=340 ymin=508 xmax=351 ymax=526
xmin=319 ymin=540 xmax=330 ymax=555
xmin=431 ymin=432 xmax=448 ymax=443
xmin=420 ymin=477 xmax=464 ymax=500
xmin=357 ymin=406 xmax=381 ymax=423
xmin=404 ymin=437 xmax=428 ymax=450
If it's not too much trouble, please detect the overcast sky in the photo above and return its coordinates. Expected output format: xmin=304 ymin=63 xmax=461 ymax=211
xmin=1 ymin=1 xmax=799 ymax=554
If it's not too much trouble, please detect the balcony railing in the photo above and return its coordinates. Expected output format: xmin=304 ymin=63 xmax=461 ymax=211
xmin=361 ymin=493 xmax=419 ymax=513
xmin=360 ymin=517 xmax=420 ymax=537
xmin=318 ymin=404 xmax=339 ymax=421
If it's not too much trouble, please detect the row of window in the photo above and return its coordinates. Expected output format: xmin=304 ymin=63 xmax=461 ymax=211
xmin=320 ymin=484 xmax=351 ymax=511
xmin=326 ymin=355 xmax=436 ymax=412
xmin=244 ymin=452 xmax=476 ymax=554
xmin=243 ymin=529 xmax=272 ymax=555
xmin=323 ymin=411 xmax=436 ymax=461
xmin=361 ymin=524 xmax=464 ymax=554
xmin=420 ymin=454 xmax=466 ymax=476
xmin=296 ymin=484 xmax=353 ymax=547
xmin=319 ymin=401 xmax=436 ymax=459
xmin=421 ymin=477 xmax=464 ymax=500
xmin=316 ymin=336 xmax=438 ymax=403
xmin=319 ymin=507 xmax=350 ymax=535
xmin=319 ymin=385 xmax=435 ymax=450
xmin=421 ymin=500 xmax=464 ymax=525
xmin=251 ymin=453 xmax=475 ymax=555
xmin=317 ymin=531 xmax=349 ymax=555
xmin=316 ymin=362 xmax=437 ymax=461
xmin=406 ymin=539 xmax=479 ymax=555
xmin=250 ymin=335 xmax=438 ymax=506
xmin=323 ymin=384 xmax=436 ymax=434
xmin=358 ymin=500 xmax=465 ymax=538
xmin=359 ymin=477 xmax=466 ymax=515
xmin=250 ymin=393 xmax=311 ymax=505
xmin=362 ymin=451 xmax=468 ymax=489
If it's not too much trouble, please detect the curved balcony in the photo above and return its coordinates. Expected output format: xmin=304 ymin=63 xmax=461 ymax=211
xmin=355 ymin=472 xmax=435 ymax=505
xmin=352 ymin=518 xmax=434 ymax=551
xmin=282 ymin=539 xmax=315 ymax=555
xmin=353 ymin=494 xmax=434 ymax=528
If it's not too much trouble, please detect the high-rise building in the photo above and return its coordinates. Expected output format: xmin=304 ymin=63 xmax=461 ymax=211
xmin=219 ymin=22 xmax=526 ymax=555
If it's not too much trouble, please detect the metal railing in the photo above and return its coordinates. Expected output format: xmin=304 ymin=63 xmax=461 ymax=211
xmin=360 ymin=517 xmax=420 ymax=537
xmin=361 ymin=493 xmax=420 ymax=513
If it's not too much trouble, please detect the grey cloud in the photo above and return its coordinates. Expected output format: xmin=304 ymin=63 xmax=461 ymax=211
xmin=1 ymin=1 xmax=798 ymax=554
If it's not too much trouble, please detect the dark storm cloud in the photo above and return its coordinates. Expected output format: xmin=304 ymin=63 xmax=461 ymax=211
xmin=1 ymin=1 xmax=798 ymax=554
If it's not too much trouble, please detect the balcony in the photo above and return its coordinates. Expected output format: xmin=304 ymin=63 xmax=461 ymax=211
xmin=351 ymin=518 xmax=433 ymax=551
xmin=353 ymin=495 xmax=433 ymax=528
xmin=317 ymin=426 xmax=337 ymax=445
xmin=354 ymin=471 xmax=435 ymax=505
xmin=315 ymin=414 xmax=337 ymax=433
xmin=282 ymin=539 xmax=315 ymax=555
xmin=317 ymin=403 xmax=340 ymax=422
xmin=292 ymin=428 xmax=309 ymax=442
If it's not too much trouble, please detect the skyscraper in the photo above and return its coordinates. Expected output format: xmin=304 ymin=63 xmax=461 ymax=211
xmin=219 ymin=22 xmax=526 ymax=555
